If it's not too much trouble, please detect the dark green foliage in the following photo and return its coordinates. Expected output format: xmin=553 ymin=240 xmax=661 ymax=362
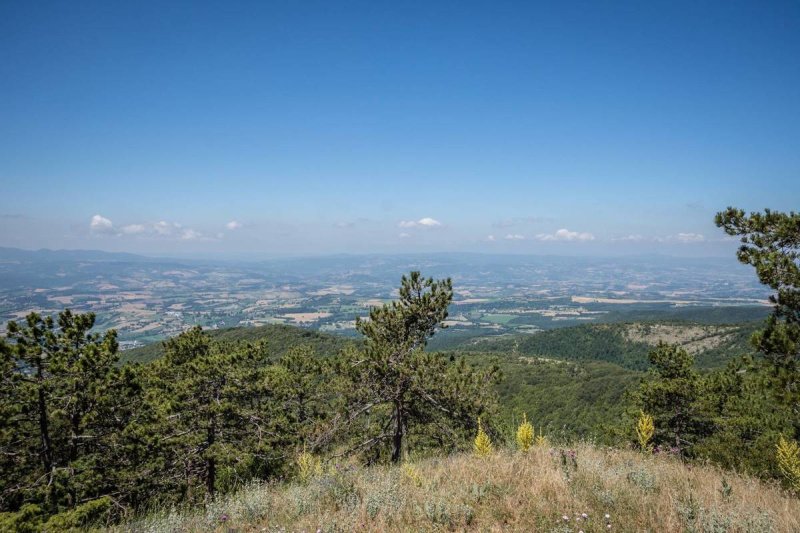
xmin=121 ymin=323 xmax=353 ymax=364
xmin=477 ymin=353 xmax=641 ymax=442
xmin=632 ymin=343 xmax=709 ymax=455
xmin=619 ymin=208 xmax=800 ymax=476
xmin=456 ymin=322 xmax=756 ymax=371
xmin=694 ymin=355 xmax=794 ymax=478
xmin=145 ymin=328 xmax=275 ymax=500
xmin=0 ymin=310 xmax=140 ymax=527
xmin=716 ymin=207 xmax=800 ymax=435
xmin=459 ymin=324 xmax=653 ymax=370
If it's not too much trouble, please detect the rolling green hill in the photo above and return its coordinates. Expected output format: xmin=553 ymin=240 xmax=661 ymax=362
xmin=120 ymin=319 xmax=759 ymax=440
xmin=457 ymin=351 xmax=642 ymax=441
xmin=454 ymin=321 xmax=759 ymax=371
xmin=120 ymin=324 xmax=354 ymax=364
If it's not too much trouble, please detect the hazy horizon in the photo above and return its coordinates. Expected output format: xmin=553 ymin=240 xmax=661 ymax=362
xmin=0 ymin=243 xmax=754 ymax=262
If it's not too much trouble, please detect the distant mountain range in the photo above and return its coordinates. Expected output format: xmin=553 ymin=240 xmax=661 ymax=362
xmin=0 ymin=246 xmax=154 ymax=263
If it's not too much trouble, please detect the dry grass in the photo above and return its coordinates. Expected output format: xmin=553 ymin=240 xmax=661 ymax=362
xmin=117 ymin=443 xmax=799 ymax=532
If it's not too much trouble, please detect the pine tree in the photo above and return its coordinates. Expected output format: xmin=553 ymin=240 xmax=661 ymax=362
xmin=146 ymin=328 xmax=276 ymax=500
xmin=0 ymin=310 xmax=134 ymax=523
xmin=715 ymin=208 xmax=800 ymax=434
xmin=325 ymin=272 xmax=500 ymax=463
xmin=634 ymin=343 xmax=709 ymax=455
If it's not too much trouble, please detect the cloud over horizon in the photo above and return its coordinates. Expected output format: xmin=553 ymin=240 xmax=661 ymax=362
xmin=88 ymin=215 xmax=208 ymax=241
xmin=398 ymin=217 xmax=442 ymax=229
xmin=535 ymin=228 xmax=595 ymax=242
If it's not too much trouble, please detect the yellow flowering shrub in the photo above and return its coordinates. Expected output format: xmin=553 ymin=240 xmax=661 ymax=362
xmin=297 ymin=449 xmax=322 ymax=483
xmin=636 ymin=411 xmax=655 ymax=453
xmin=516 ymin=413 xmax=534 ymax=452
xmin=474 ymin=417 xmax=493 ymax=457
xmin=535 ymin=426 xmax=548 ymax=447
xmin=776 ymin=435 xmax=800 ymax=492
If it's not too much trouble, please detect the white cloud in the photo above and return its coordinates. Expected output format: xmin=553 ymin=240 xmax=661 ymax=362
xmin=398 ymin=217 xmax=442 ymax=228
xmin=89 ymin=214 xmax=115 ymax=234
xmin=614 ymin=234 xmax=644 ymax=242
xmin=486 ymin=235 xmax=496 ymax=242
xmin=674 ymin=232 xmax=705 ymax=243
xmin=418 ymin=217 xmax=441 ymax=227
xmin=121 ymin=224 xmax=146 ymax=235
xmin=91 ymin=217 xmax=210 ymax=241
xmin=504 ymin=234 xmax=525 ymax=240
xmin=181 ymin=229 xmax=203 ymax=240
xmin=226 ymin=220 xmax=242 ymax=230
xmin=398 ymin=232 xmax=411 ymax=239
xmin=153 ymin=220 xmax=180 ymax=236
xmin=535 ymin=228 xmax=595 ymax=242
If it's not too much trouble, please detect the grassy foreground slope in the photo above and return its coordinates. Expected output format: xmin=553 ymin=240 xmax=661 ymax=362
xmin=120 ymin=443 xmax=798 ymax=532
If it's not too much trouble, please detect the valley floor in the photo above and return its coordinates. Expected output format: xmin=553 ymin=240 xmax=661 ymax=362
xmin=119 ymin=443 xmax=799 ymax=532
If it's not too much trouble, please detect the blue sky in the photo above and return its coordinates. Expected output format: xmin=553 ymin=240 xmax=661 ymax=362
xmin=1 ymin=1 xmax=798 ymax=257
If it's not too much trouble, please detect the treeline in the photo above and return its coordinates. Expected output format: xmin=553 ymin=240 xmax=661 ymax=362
xmin=0 ymin=273 xmax=499 ymax=530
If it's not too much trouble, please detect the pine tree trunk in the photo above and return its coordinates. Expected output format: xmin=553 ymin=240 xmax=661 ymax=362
xmin=391 ymin=401 xmax=404 ymax=463
xmin=206 ymin=419 xmax=216 ymax=498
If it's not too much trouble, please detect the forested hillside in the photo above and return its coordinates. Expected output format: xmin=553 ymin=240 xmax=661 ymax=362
xmin=457 ymin=321 xmax=758 ymax=370
xmin=120 ymin=323 xmax=354 ymax=364
xmin=459 ymin=352 xmax=641 ymax=440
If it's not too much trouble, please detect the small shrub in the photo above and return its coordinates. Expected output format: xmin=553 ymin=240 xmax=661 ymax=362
xmin=636 ymin=411 xmax=655 ymax=452
xmin=556 ymin=448 xmax=578 ymax=480
xmin=719 ymin=477 xmax=732 ymax=502
xmin=364 ymin=484 xmax=401 ymax=520
xmin=474 ymin=417 xmax=493 ymax=457
xmin=776 ymin=435 xmax=800 ymax=492
xmin=297 ymin=449 xmax=323 ymax=483
xmin=516 ymin=413 xmax=534 ymax=452
xmin=423 ymin=499 xmax=450 ymax=524
xmin=676 ymin=492 xmax=700 ymax=525
xmin=318 ymin=466 xmax=360 ymax=510
xmin=402 ymin=463 xmax=423 ymax=487
xmin=626 ymin=467 xmax=658 ymax=492
xmin=535 ymin=431 xmax=548 ymax=447
xmin=43 ymin=497 xmax=113 ymax=531
xmin=0 ymin=504 xmax=43 ymax=533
